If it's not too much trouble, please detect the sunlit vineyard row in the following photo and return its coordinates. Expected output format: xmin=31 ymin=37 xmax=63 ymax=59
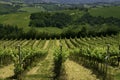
xmin=0 ymin=35 xmax=120 ymax=80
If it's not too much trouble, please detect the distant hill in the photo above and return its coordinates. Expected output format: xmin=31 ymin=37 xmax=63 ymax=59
xmin=0 ymin=1 xmax=12 ymax=4
xmin=1 ymin=0 xmax=120 ymax=4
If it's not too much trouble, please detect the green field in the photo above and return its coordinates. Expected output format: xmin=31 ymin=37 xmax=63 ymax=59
xmin=89 ymin=6 xmax=120 ymax=18
xmin=18 ymin=6 xmax=45 ymax=13
xmin=0 ymin=12 xmax=30 ymax=30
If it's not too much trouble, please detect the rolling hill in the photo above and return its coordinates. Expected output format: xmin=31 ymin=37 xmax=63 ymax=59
xmin=89 ymin=6 xmax=120 ymax=18
xmin=1 ymin=0 xmax=120 ymax=4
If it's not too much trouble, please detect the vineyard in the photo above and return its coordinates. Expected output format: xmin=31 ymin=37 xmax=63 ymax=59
xmin=0 ymin=35 xmax=120 ymax=80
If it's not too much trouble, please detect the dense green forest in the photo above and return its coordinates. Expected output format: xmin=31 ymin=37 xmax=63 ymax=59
xmin=29 ymin=12 xmax=120 ymax=28
xmin=29 ymin=12 xmax=72 ymax=28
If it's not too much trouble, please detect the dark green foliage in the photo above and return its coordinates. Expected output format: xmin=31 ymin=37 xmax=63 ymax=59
xmin=0 ymin=54 xmax=13 ymax=67
xmin=78 ymin=27 xmax=87 ymax=37
xmin=50 ymin=13 xmax=72 ymax=28
xmin=0 ymin=22 xmax=119 ymax=39
xmin=68 ymin=7 xmax=88 ymax=12
xmin=75 ymin=13 xmax=120 ymax=26
xmin=61 ymin=28 xmax=77 ymax=38
xmin=14 ymin=64 xmax=24 ymax=80
xmin=53 ymin=50 xmax=62 ymax=80
xmin=53 ymin=47 xmax=68 ymax=80
xmin=29 ymin=12 xmax=72 ymax=28
xmin=25 ymin=28 xmax=38 ymax=39
xmin=0 ymin=24 xmax=23 ymax=39
xmin=29 ymin=12 xmax=120 ymax=28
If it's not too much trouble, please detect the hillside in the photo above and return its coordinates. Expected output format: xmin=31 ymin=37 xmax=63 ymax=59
xmin=0 ymin=6 xmax=119 ymax=28
xmin=0 ymin=2 xmax=20 ymax=14
xmin=1 ymin=0 xmax=120 ymax=4
xmin=0 ymin=0 xmax=11 ymax=4
xmin=0 ymin=2 xmax=120 ymax=39
xmin=89 ymin=6 xmax=120 ymax=18
xmin=0 ymin=1 xmax=120 ymax=80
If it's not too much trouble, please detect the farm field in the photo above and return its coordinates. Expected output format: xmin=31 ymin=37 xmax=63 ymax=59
xmin=18 ymin=7 xmax=45 ymax=13
xmin=89 ymin=6 xmax=120 ymax=18
xmin=0 ymin=35 xmax=120 ymax=80
xmin=0 ymin=2 xmax=120 ymax=80
xmin=0 ymin=12 xmax=30 ymax=30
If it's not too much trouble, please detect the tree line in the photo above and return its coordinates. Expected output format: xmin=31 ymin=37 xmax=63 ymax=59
xmin=0 ymin=24 xmax=119 ymax=40
xmin=75 ymin=13 xmax=120 ymax=26
xmin=29 ymin=12 xmax=120 ymax=28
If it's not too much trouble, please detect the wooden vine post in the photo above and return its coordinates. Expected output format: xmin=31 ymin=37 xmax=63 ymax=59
xmin=3 ymin=45 xmax=6 ymax=49
xmin=31 ymin=44 xmax=33 ymax=50
xmin=18 ymin=44 xmax=23 ymax=75
xmin=118 ymin=45 xmax=120 ymax=66
xmin=18 ymin=44 xmax=21 ymax=67
xmin=118 ymin=34 xmax=120 ymax=67
xmin=104 ymin=44 xmax=110 ymax=80
xmin=14 ymin=44 xmax=23 ymax=80
xmin=0 ymin=45 xmax=6 ymax=66
xmin=60 ymin=40 xmax=62 ymax=55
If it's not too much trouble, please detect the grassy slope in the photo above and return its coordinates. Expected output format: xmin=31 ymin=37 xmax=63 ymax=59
xmin=0 ymin=12 xmax=62 ymax=33
xmin=89 ymin=6 xmax=120 ymax=18
xmin=0 ymin=9 xmax=84 ymax=33
xmin=0 ymin=12 xmax=30 ymax=30
xmin=18 ymin=6 xmax=45 ymax=13
xmin=0 ymin=12 xmax=30 ymax=26
xmin=39 ymin=4 xmax=63 ymax=11
xmin=0 ymin=3 xmax=18 ymax=14
xmin=0 ymin=6 xmax=120 ymax=33
xmin=0 ymin=1 xmax=12 ymax=5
